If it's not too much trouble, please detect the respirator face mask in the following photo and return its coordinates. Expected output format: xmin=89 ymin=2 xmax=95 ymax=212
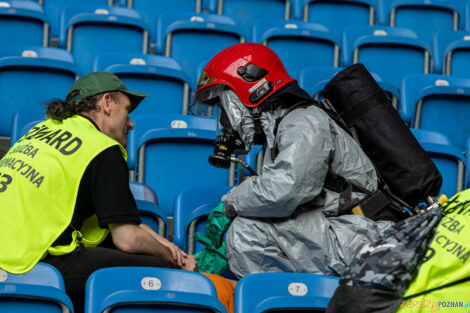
xmin=192 ymin=86 xmax=254 ymax=169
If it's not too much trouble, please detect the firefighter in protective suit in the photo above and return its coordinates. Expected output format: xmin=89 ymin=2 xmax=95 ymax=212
xmin=193 ymin=43 xmax=394 ymax=278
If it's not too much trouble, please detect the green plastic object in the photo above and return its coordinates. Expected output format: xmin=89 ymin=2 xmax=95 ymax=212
xmin=194 ymin=202 xmax=232 ymax=274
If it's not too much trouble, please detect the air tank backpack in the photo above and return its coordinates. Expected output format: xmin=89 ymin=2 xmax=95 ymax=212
xmin=271 ymin=63 xmax=442 ymax=222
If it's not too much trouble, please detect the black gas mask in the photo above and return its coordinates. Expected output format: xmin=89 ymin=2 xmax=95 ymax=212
xmin=208 ymin=110 xmax=246 ymax=169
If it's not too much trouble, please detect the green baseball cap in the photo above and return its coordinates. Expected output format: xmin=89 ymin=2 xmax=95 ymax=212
xmin=67 ymin=71 xmax=148 ymax=111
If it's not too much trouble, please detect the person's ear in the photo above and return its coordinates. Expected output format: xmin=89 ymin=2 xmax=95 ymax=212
xmin=101 ymin=93 xmax=113 ymax=115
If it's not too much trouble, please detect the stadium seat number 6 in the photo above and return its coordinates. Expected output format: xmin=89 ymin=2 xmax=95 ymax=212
xmin=141 ymin=277 xmax=161 ymax=290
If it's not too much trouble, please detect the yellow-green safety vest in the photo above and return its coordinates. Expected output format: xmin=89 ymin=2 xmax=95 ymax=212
xmin=0 ymin=115 xmax=126 ymax=274
xmin=397 ymin=190 xmax=470 ymax=313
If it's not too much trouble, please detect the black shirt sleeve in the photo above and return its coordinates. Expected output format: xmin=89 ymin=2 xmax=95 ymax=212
xmin=81 ymin=145 xmax=141 ymax=227
xmin=54 ymin=145 xmax=141 ymax=245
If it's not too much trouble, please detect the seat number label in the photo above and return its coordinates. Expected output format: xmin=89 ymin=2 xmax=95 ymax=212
xmin=141 ymin=277 xmax=161 ymax=290
xmin=288 ymin=282 xmax=308 ymax=296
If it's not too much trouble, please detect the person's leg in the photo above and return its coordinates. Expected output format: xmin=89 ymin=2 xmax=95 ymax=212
xmin=43 ymin=247 xmax=172 ymax=313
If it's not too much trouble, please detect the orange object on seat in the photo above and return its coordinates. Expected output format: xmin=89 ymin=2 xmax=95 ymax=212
xmin=202 ymin=273 xmax=235 ymax=313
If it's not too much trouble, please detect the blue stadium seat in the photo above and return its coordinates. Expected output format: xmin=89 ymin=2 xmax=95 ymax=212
xmin=0 ymin=45 xmax=79 ymax=139
xmin=242 ymin=145 xmax=263 ymax=177
xmin=173 ymin=186 xmax=232 ymax=254
xmin=433 ymin=30 xmax=470 ymax=76
xmin=0 ymin=1 xmax=49 ymax=46
xmin=253 ymin=19 xmax=340 ymax=79
xmin=42 ymin=0 xmax=112 ymax=43
xmin=379 ymin=0 xmax=462 ymax=48
xmin=343 ymin=26 xmax=431 ymax=89
xmin=59 ymin=4 xmax=149 ymax=74
xmin=129 ymin=182 xmax=168 ymax=237
xmin=10 ymin=105 xmax=46 ymax=146
xmin=234 ymin=273 xmax=339 ymax=313
xmin=85 ymin=267 xmax=227 ymax=313
xmin=94 ymin=52 xmax=192 ymax=115
xmin=217 ymin=0 xmax=291 ymax=41
xmin=411 ymin=129 xmax=465 ymax=198
xmin=466 ymin=1 xmax=470 ymax=31
xmin=0 ymin=262 xmax=74 ymax=313
xmin=295 ymin=0 xmax=376 ymax=38
xmin=401 ymin=74 xmax=470 ymax=152
xmin=157 ymin=12 xmax=244 ymax=88
xmin=127 ymin=113 xmax=230 ymax=216
xmin=127 ymin=0 xmax=200 ymax=48
xmin=298 ymin=66 xmax=401 ymax=109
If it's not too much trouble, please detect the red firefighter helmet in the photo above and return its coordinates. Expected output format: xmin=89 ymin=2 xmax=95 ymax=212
xmin=194 ymin=43 xmax=295 ymax=108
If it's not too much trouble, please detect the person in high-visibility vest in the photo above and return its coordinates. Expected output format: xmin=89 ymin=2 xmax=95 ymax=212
xmin=0 ymin=71 xmax=198 ymax=313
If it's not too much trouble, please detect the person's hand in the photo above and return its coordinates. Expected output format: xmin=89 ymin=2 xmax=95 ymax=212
xmin=157 ymin=237 xmax=187 ymax=268
xmin=180 ymin=254 xmax=198 ymax=272
xmin=139 ymin=223 xmax=187 ymax=267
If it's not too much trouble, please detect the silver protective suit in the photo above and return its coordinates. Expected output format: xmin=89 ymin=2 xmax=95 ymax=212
xmin=219 ymin=90 xmax=393 ymax=278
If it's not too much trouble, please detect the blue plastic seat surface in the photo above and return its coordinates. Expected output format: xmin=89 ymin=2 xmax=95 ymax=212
xmin=85 ymin=267 xmax=227 ymax=313
xmin=0 ymin=262 xmax=74 ymax=313
xmin=0 ymin=1 xmax=48 ymax=46
xmin=401 ymin=74 xmax=470 ymax=152
xmin=0 ymin=46 xmax=78 ymax=138
xmin=218 ymin=0 xmax=289 ymax=41
xmin=254 ymin=19 xmax=340 ymax=78
xmin=234 ymin=272 xmax=339 ymax=313
xmin=60 ymin=4 xmax=148 ymax=74
xmin=128 ymin=0 xmax=198 ymax=44
xmin=95 ymin=52 xmax=191 ymax=115
xmin=433 ymin=30 xmax=470 ymax=76
xmin=127 ymin=113 xmax=228 ymax=216
xmin=379 ymin=0 xmax=461 ymax=48
xmin=299 ymin=0 xmax=376 ymax=38
xmin=411 ymin=129 xmax=465 ymax=197
xmin=43 ymin=0 xmax=111 ymax=40
xmin=343 ymin=26 xmax=430 ymax=89
xmin=157 ymin=12 xmax=243 ymax=88
xmin=173 ymin=186 xmax=232 ymax=253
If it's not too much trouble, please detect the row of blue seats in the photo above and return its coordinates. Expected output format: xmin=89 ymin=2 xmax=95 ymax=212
xmin=3 ymin=1 xmax=470 ymax=87
xmin=0 ymin=262 xmax=340 ymax=313
xmin=12 ymin=0 xmax=470 ymax=44
xmin=3 ymin=38 xmax=470 ymax=148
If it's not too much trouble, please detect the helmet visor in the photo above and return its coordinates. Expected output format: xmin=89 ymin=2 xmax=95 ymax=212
xmin=190 ymin=83 xmax=225 ymax=118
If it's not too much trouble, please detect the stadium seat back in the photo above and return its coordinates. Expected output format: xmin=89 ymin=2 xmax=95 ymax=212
xmin=158 ymin=12 xmax=244 ymax=88
xmin=343 ymin=26 xmax=430 ymax=89
xmin=380 ymin=0 xmax=460 ymax=47
xmin=411 ymin=129 xmax=465 ymax=197
xmin=0 ymin=1 xmax=48 ymax=46
xmin=173 ymin=186 xmax=232 ymax=253
xmin=95 ymin=52 xmax=191 ymax=115
xmin=10 ymin=105 xmax=47 ymax=146
xmin=253 ymin=19 xmax=340 ymax=78
xmin=128 ymin=0 xmax=199 ymax=44
xmin=42 ymin=0 xmax=111 ymax=40
xmin=60 ymin=4 xmax=148 ymax=74
xmin=234 ymin=272 xmax=339 ymax=313
xmin=433 ymin=30 xmax=470 ymax=77
xmin=0 ymin=262 xmax=74 ymax=313
xmin=128 ymin=114 xmax=229 ymax=216
xmin=401 ymin=74 xmax=470 ymax=152
xmin=301 ymin=0 xmax=376 ymax=38
xmin=218 ymin=0 xmax=290 ymax=40
xmin=0 ymin=45 xmax=78 ymax=138
xmin=85 ymin=267 xmax=227 ymax=313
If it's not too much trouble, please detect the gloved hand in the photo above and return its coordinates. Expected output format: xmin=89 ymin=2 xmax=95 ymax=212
xmin=194 ymin=202 xmax=233 ymax=274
